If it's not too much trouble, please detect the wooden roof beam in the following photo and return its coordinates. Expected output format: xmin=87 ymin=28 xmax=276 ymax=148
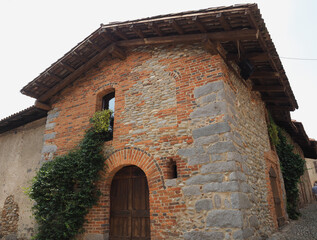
xmin=38 ymin=43 xmax=119 ymax=102
xmin=246 ymin=10 xmax=297 ymax=110
xmin=59 ymin=62 xmax=76 ymax=73
xmin=46 ymin=72 xmax=62 ymax=82
xmin=217 ymin=12 xmax=245 ymax=58
xmin=169 ymin=19 xmax=184 ymax=35
xmin=34 ymin=100 xmax=51 ymax=111
xmin=251 ymin=71 xmax=280 ymax=79
xmin=252 ymin=85 xmax=285 ymax=92
xmin=117 ymin=29 xmax=258 ymax=47
xmin=87 ymin=40 xmax=103 ymax=52
xmin=192 ymin=16 xmax=207 ymax=33
xmin=148 ymin=22 xmax=163 ymax=36
xmin=72 ymin=51 xmax=89 ymax=63
xmin=262 ymin=96 xmax=290 ymax=103
xmin=99 ymin=29 xmax=116 ymax=42
xmin=267 ymin=105 xmax=294 ymax=111
xmin=130 ymin=25 xmax=144 ymax=38
xmin=228 ymin=52 xmax=269 ymax=62
xmin=112 ymin=27 xmax=128 ymax=40
xmin=109 ymin=44 xmax=126 ymax=60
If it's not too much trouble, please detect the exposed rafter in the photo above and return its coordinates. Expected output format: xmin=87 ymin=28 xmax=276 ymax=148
xmin=192 ymin=16 xmax=207 ymax=33
xmin=169 ymin=19 xmax=184 ymax=35
xmin=60 ymin=62 xmax=76 ymax=73
xmin=148 ymin=22 xmax=163 ymax=36
xmin=38 ymin=43 xmax=124 ymax=102
xmin=130 ymin=25 xmax=144 ymax=38
xmin=112 ymin=27 xmax=128 ymax=40
xmin=116 ymin=29 xmax=258 ymax=47
xmin=252 ymin=85 xmax=285 ymax=92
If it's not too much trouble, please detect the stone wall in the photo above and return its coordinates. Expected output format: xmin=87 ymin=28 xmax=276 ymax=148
xmin=284 ymin=132 xmax=314 ymax=207
xmin=219 ymin=66 xmax=281 ymax=237
xmin=306 ymin=158 xmax=317 ymax=187
xmin=42 ymin=44 xmax=288 ymax=239
xmin=0 ymin=118 xmax=46 ymax=239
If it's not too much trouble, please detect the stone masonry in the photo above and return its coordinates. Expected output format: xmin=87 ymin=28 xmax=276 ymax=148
xmin=41 ymin=44 xmax=285 ymax=239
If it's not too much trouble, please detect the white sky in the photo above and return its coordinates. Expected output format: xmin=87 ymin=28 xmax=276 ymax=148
xmin=0 ymin=0 xmax=316 ymax=139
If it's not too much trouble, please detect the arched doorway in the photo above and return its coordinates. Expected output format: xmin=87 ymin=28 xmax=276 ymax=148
xmin=269 ymin=167 xmax=285 ymax=227
xmin=110 ymin=166 xmax=150 ymax=239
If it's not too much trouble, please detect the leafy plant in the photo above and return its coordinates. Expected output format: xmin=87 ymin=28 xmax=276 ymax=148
xmin=28 ymin=110 xmax=112 ymax=240
xmin=268 ymin=116 xmax=306 ymax=220
xmin=268 ymin=114 xmax=280 ymax=146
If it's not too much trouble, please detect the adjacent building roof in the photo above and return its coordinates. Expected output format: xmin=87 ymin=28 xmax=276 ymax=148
xmin=0 ymin=106 xmax=47 ymax=134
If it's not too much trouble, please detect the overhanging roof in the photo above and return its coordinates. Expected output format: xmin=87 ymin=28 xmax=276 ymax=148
xmin=18 ymin=4 xmax=316 ymax=157
xmin=21 ymin=4 xmax=297 ymax=112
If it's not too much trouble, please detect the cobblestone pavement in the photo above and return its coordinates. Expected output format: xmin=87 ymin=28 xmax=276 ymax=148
xmin=269 ymin=202 xmax=317 ymax=240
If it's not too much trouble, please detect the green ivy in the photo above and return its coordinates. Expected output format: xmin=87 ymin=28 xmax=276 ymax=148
xmin=268 ymin=114 xmax=280 ymax=146
xmin=268 ymin=116 xmax=306 ymax=220
xmin=28 ymin=110 xmax=112 ymax=240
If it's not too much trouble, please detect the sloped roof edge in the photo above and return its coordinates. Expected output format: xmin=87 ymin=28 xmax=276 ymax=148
xmin=0 ymin=106 xmax=47 ymax=134
xmin=20 ymin=3 xmax=298 ymax=111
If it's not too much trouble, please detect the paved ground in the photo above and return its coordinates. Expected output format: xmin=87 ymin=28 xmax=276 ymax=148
xmin=269 ymin=202 xmax=317 ymax=240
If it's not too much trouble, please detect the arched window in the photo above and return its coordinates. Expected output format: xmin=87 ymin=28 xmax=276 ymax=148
xmin=102 ymin=91 xmax=115 ymax=138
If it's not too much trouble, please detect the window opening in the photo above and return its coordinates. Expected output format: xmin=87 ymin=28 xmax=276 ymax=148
xmin=102 ymin=91 xmax=115 ymax=138
xmin=167 ymin=159 xmax=177 ymax=179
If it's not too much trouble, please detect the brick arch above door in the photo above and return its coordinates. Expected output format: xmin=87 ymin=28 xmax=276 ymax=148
xmin=102 ymin=147 xmax=166 ymax=190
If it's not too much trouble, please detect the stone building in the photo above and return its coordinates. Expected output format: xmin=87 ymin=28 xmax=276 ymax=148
xmin=306 ymin=157 xmax=317 ymax=187
xmin=1 ymin=4 xmax=317 ymax=240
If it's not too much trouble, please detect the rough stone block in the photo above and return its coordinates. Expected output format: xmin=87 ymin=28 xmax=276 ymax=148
xmin=207 ymin=141 xmax=236 ymax=154
xmin=190 ymin=102 xmax=227 ymax=119
xmin=45 ymin=122 xmax=56 ymax=130
xmin=178 ymin=147 xmax=204 ymax=157
xmin=227 ymin=152 xmax=243 ymax=162
xmin=231 ymin=192 xmax=252 ymax=209
xmin=192 ymin=122 xmax=231 ymax=139
xmin=182 ymin=186 xmax=201 ymax=196
xmin=206 ymin=209 xmax=243 ymax=228
xmin=186 ymin=174 xmax=223 ymax=185
xmin=84 ymin=233 xmax=109 ymax=240
xmin=233 ymin=228 xmax=254 ymax=240
xmin=203 ymin=181 xmax=240 ymax=193
xmin=201 ymin=93 xmax=217 ymax=104
xmin=229 ymin=172 xmax=247 ymax=181
xmin=214 ymin=194 xmax=221 ymax=208
xmin=188 ymin=154 xmax=210 ymax=166
xmin=249 ymin=215 xmax=259 ymax=228
xmin=201 ymin=161 xmax=236 ymax=174
xmin=240 ymin=182 xmax=252 ymax=193
xmin=194 ymin=81 xmax=224 ymax=98
xmin=165 ymin=179 xmax=177 ymax=187
xmin=195 ymin=199 xmax=213 ymax=212
xmin=47 ymin=111 xmax=60 ymax=121
xmin=43 ymin=132 xmax=56 ymax=141
xmin=194 ymin=134 xmax=220 ymax=146
xmin=41 ymin=144 xmax=57 ymax=153
xmin=184 ymin=231 xmax=224 ymax=240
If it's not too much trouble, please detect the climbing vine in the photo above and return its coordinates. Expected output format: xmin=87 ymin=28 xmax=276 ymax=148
xmin=28 ymin=110 xmax=112 ymax=240
xmin=268 ymin=116 xmax=306 ymax=219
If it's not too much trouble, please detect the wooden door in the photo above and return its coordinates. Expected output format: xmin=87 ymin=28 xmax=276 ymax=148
xmin=269 ymin=167 xmax=285 ymax=227
xmin=110 ymin=166 xmax=150 ymax=240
